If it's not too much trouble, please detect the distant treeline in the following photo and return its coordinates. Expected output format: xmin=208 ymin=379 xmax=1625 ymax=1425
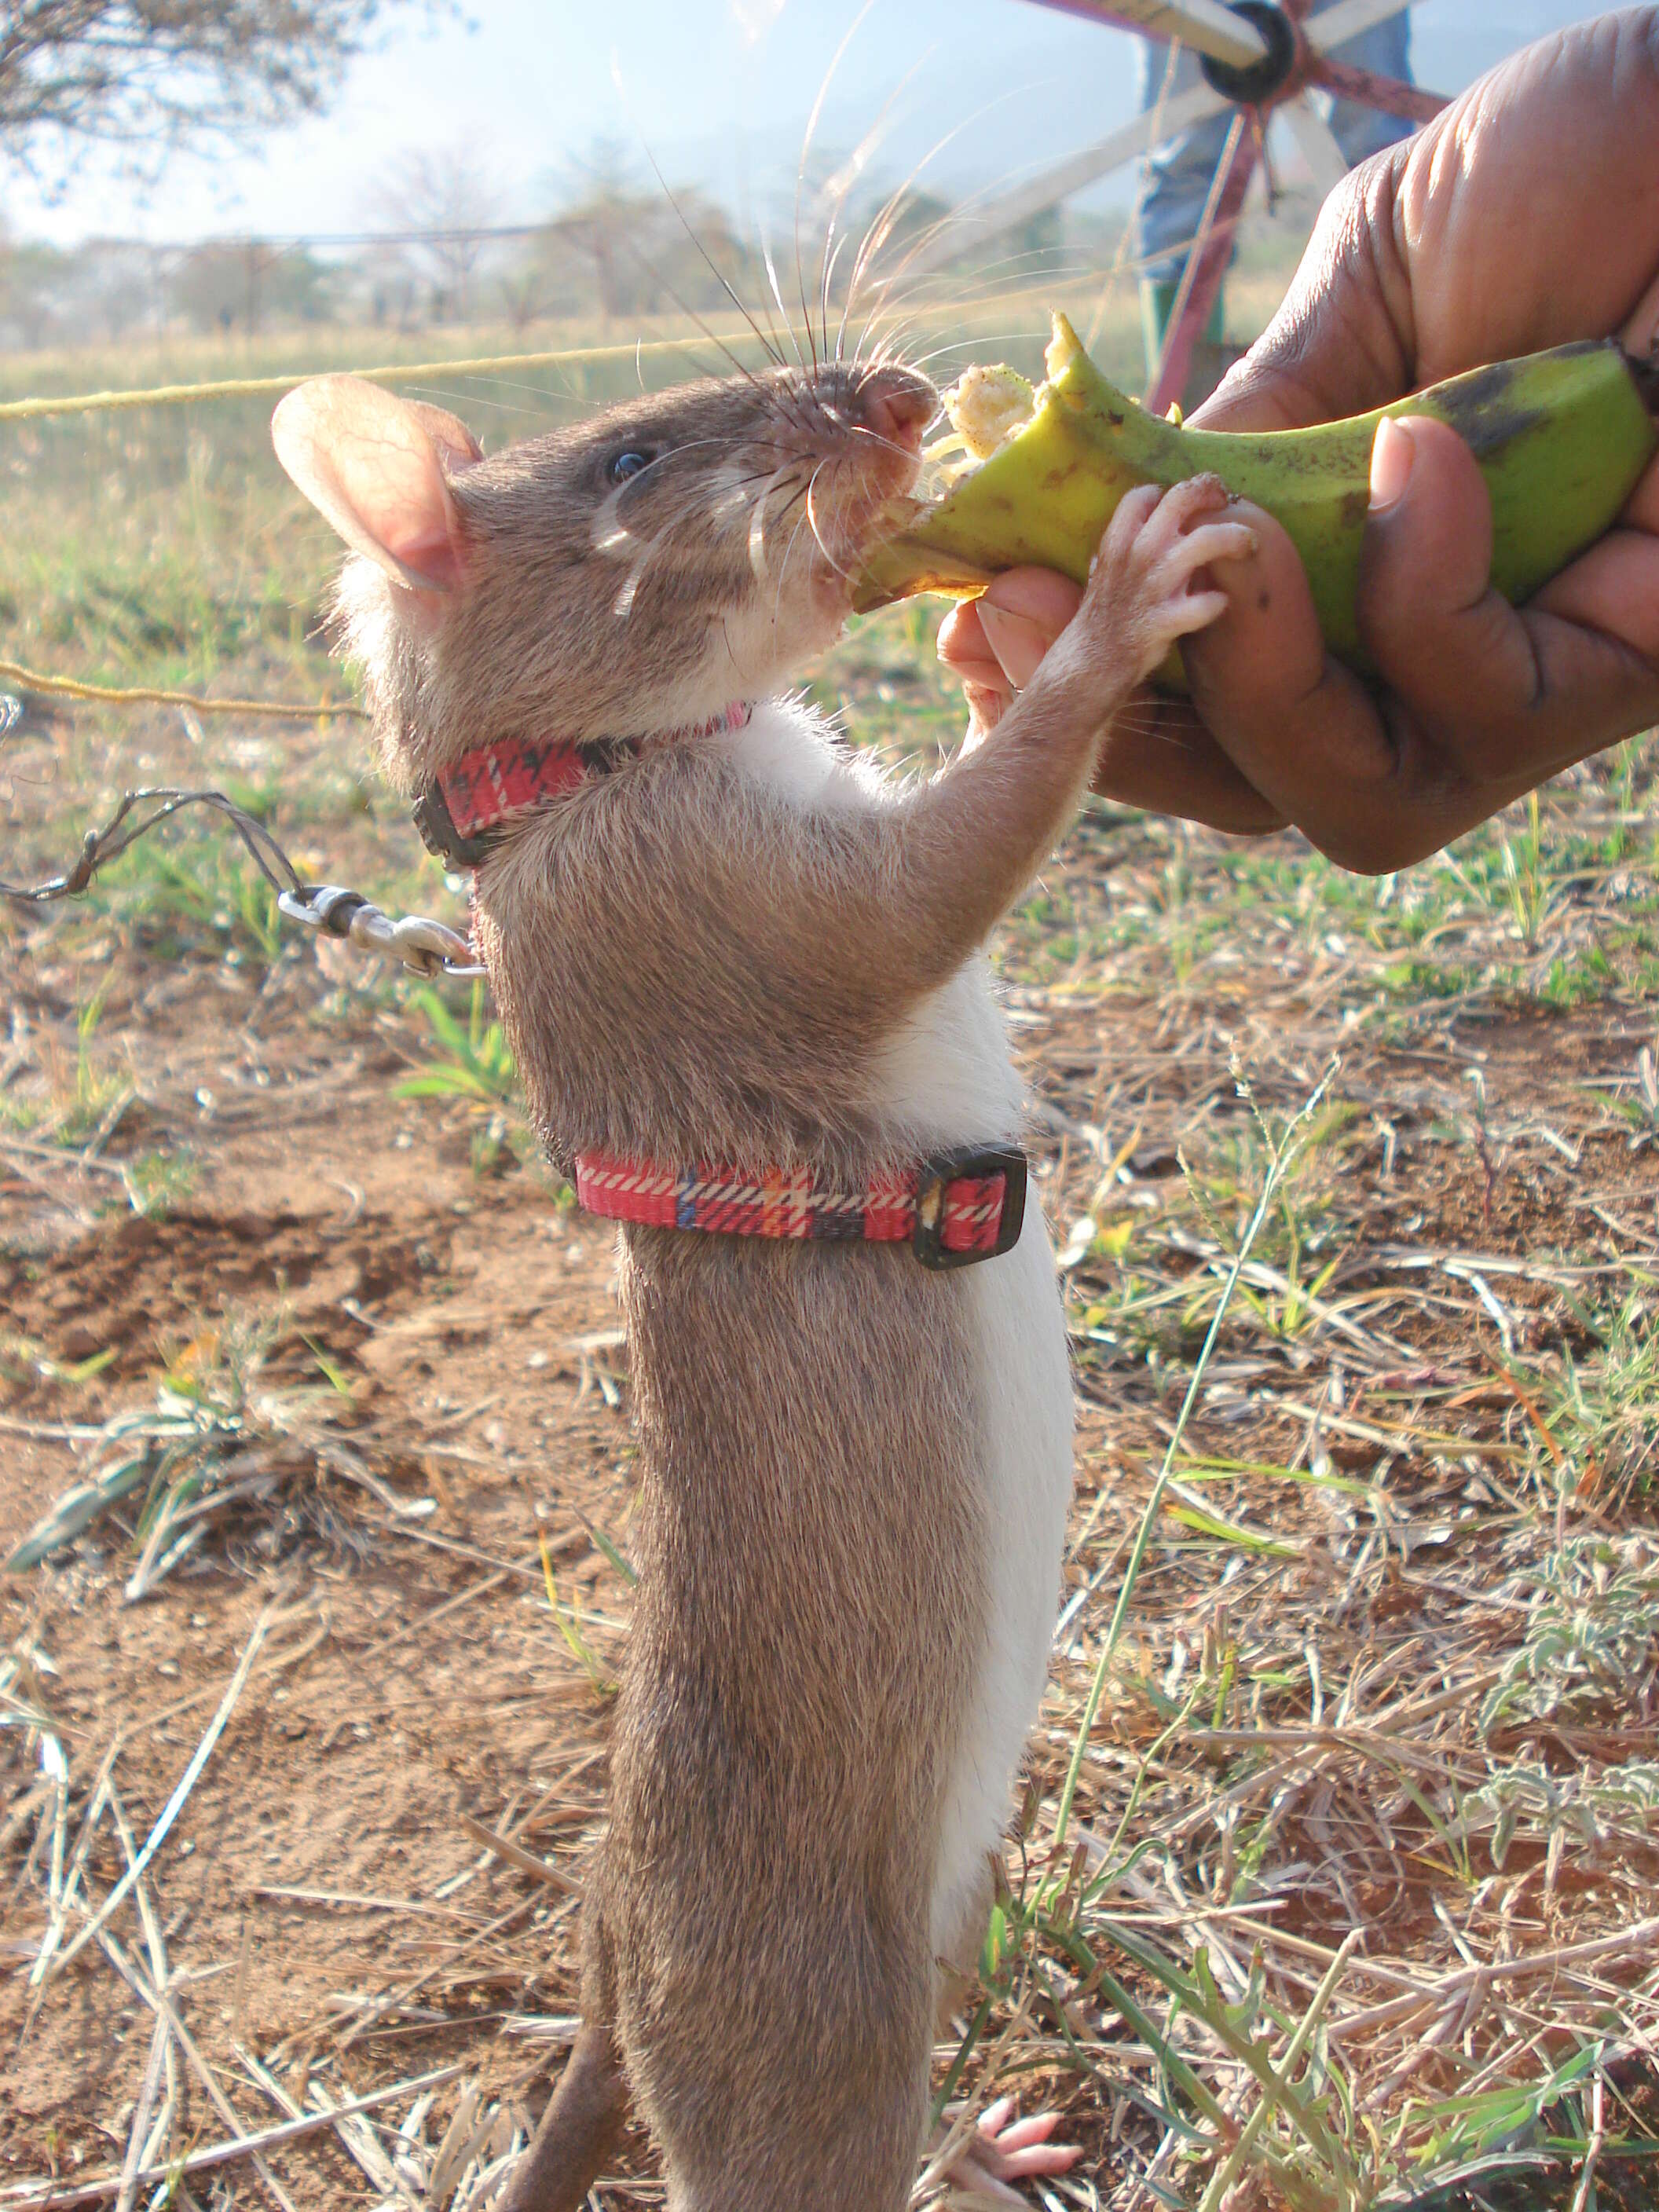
xmin=0 ymin=147 xmax=1108 ymax=352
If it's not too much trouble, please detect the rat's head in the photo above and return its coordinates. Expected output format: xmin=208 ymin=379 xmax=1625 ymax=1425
xmin=272 ymin=357 xmax=935 ymax=791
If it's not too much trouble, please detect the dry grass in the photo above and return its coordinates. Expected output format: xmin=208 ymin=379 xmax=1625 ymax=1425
xmin=2 ymin=280 xmax=1658 ymax=2212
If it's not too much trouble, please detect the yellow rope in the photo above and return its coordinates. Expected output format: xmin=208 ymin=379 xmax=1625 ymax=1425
xmin=0 ymin=659 xmax=365 ymax=720
xmin=0 ymin=279 xmax=1101 ymax=424
xmin=0 ymin=333 xmax=776 ymax=423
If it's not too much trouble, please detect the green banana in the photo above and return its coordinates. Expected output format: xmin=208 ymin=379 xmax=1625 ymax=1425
xmin=854 ymin=314 xmax=1659 ymax=679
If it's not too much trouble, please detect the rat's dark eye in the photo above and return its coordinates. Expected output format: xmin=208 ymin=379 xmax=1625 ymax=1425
xmin=607 ymin=449 xmax=655 ymax=485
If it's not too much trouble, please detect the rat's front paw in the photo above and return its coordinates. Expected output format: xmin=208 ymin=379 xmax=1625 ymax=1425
xmin=1090 ymin=473 xmax=1258 ymax=687
xmin=939 ymin=2095 xmax=1082 ymax=2206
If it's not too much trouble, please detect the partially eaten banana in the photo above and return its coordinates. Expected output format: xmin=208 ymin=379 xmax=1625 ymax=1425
xmin=942 ymin=364 xmax=1036 ymax=463
xmin=859 ymin=313 xmax=1658 ymax=683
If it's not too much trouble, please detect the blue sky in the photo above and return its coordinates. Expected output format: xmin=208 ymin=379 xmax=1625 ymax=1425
xmin=5 ymin=1 xmax=1615 ymax=246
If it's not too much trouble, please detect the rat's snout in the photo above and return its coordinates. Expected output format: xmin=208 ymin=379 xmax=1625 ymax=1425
xmin=855 ymin=367 xmax=938 ymax=455
xmin=770 ymin=360 xmax=939 ymax=613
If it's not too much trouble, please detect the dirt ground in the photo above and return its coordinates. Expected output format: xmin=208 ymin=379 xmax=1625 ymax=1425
xmin=5 ymin=684 xmax=1659 ymax=2209
xmin=2 ymin=945 xmax=1652 ymax=2191
xmin=2 ymin=920 xmax=640 ymax=2196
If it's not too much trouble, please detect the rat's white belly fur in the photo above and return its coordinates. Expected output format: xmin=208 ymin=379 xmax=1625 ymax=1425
xmin=725 ymin=698 xmax=1075 ymax=1964
xmin=940 ymin=1215 xmax=1072 ymax=1958
xmin=875 ymin=969 xmax=1075 ymax=1963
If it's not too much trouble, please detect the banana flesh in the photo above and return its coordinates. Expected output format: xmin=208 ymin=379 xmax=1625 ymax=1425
xmin=854 ymin=314 xmax=1659 ymax=679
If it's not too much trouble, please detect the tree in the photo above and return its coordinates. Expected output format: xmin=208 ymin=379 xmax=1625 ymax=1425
xmin=68 ymin=236 xmax=156 ymax=339
xmin=535 ymin=141 xmax=769 ymax=325
xmin=168 ymin=240 xmax=337 ymax=333
xmin=0 ymin=228 xmax=67 ymax=344
xmin=369 ymin=142 xmax=502 ymax=324
xmin=544 ymin=141 xmax=646 ymax=322
xmin=0 ymin=2 xmax=424 ymax=175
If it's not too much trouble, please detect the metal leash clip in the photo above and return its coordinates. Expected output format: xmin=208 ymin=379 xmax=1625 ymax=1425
xmin=3 ymin=786 xmax=487 ymax=983
xmin=276 ymin=884 xmax=484 ymax=979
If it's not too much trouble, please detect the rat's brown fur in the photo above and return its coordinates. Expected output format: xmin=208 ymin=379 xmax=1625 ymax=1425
xmin=273 ymin=351 xmax=1252 ymax=2210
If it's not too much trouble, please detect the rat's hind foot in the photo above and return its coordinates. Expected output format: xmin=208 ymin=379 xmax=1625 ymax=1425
xmin=937 ymin=2095 xmax=1082 ymax=2207
xmin=496 ymin=2021 xmax=630 ymax=2212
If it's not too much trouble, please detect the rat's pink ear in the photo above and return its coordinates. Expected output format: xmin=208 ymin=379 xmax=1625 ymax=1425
xmin=271 ymin=375 xmax=471 ymax=593
xmin=408 ymin=400 xmax=484 ymax=471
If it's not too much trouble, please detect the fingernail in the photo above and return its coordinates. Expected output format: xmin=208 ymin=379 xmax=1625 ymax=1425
xmin=1370 ymin=416 xmax=1416 ymax=513
xmin=978 ymin=602 xmax=1048 ymax=690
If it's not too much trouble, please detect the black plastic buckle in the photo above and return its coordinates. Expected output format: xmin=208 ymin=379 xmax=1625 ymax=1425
xmin=912 ymin=1144 xmax=1028 ymax=1272
xmin=412 ymin=784 xmax=496 ymax=871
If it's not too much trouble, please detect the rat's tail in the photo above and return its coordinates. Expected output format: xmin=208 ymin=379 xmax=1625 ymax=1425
xmin=496 ymin=2021 xmax=630 ymax=2212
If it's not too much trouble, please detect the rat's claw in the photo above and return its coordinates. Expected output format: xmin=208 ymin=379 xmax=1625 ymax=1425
xmin=943 ymin=2100 xmax=1083 ymax=2204
xmin=975 ymin=2100 xmax=1082 ymax=2177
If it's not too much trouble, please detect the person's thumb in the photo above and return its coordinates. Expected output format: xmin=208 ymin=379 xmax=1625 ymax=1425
xmin=1355 ymin=413 xmax=1541 ymax=767
xmin=974 ymin=569 xmax=1083 ymax=690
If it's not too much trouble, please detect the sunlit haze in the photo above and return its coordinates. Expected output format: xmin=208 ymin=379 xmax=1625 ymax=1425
xmin=2 ymin=0 xmax=1617 ymax=248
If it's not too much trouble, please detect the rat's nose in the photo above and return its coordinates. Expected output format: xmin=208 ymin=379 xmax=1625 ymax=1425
xmin=857 ymin=368 xmax=938 ymax=452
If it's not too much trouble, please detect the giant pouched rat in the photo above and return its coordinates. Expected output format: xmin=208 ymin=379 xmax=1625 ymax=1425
xmin=271 ymin=347 xmax=1252 ymax=2211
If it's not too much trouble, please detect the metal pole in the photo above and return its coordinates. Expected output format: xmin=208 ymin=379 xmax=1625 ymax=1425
xmin=1016 ymin=0 xmax=1269 ymax=70
xmin=1307 ymin=57 xmax=1445 ymax=123
xmin=1145 ymin=114 xmax=1258 ymax=415
xmin=893 ymin=78 xmax=1230 ymax=283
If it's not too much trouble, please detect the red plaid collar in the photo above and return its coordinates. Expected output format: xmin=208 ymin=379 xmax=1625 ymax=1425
xmin=412 ymin=703 xmax=753 ymax=869
xmin=573 ymin=1144 xmax=1028 ymax=1271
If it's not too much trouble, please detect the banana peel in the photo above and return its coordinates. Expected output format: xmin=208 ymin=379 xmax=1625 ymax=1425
xmin=855 ymin=314 xmax=1659 ymax=683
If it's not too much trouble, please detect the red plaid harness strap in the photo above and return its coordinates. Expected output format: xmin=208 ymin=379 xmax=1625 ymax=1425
xmin=412 ymin=716 xmax=1031 ymax=1272
xmin=574 ymin=1145 xmax=1027 ymax=1270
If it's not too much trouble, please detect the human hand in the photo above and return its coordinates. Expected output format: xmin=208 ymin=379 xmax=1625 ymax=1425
xmin=939 ymin=11 xmax=1659 ymax=870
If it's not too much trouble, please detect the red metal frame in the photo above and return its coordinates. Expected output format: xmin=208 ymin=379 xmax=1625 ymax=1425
xmin=1145 ymin=115 xmax=1258 ymax=414
xmin=1307 ymin=55 xmax=1444 ymax=125
xmin=1016 ymin=1 xmax=1448 ymax=408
